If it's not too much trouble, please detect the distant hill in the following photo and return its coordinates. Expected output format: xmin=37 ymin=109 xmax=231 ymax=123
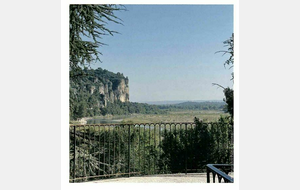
xmin=144 ymin=100 xmax=223 ymax=105
xmin=176 ymin=101 xmax=203 ymax=106
xmin=157 ymin=101 xmax=226 ymax=111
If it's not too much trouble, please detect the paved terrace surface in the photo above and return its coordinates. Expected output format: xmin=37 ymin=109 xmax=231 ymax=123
xmin=85 ymin=173 xmax=234 ymax=183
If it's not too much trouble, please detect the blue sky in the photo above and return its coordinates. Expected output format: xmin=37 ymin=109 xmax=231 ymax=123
xmin=91 ymin=5 xmax=233 ymax=102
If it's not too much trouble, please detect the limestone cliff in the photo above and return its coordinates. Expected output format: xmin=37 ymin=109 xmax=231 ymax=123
xmin=71 ymin=67 xmax=129 ymax=109
xmin=91 ymin=77 xmax=129 ymax=106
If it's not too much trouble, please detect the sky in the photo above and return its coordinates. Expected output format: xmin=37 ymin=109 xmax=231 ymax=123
xmin=91 ymin=5 xmax=233 ymax=103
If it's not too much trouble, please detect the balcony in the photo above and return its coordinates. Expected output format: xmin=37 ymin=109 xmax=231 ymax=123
xmin=207 ymin=164 xmax=233 ymax=183
xmin=69 ymin=122 xmax=233 ymax=183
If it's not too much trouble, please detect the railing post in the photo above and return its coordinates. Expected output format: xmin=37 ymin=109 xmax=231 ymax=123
xmin=113 ymin=126 xmax=115 ymax=175
xmin=98 ymin=126 xmax=101 ymax=176
xmin=108 ymin=125 xmax=110 ymax=176
xmin=139 ymin=124 xmax=141 ymax=173
xmin=128 ymin=125 xmax=130 ymax=177
xmin=185 ymin=123 xmax=187 ymax=175
xmin=119 ymin=125 xmax=121 ymax=174
xmin=149 ymin=124 xmax=151 ymax=175
xmin=144 ymin=125 xmax=146 ymax=175
xmin=154 ymin=124 xmax=156 ymax=174
xmin=206 ymin=169 xmax=210 ymax=183
xmin=103 ymin=126 xmax=105 ymax=176
xmin=73 ymin=126 xmax=76 ymax=183
xmin=89 ymin=126 xmax=92 ymax=177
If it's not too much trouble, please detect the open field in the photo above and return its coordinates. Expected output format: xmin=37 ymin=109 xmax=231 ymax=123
xmin=73 ymin=110 xmax=230 ymax=125
xmin=121 ymin=110 xmax=229 ymax=123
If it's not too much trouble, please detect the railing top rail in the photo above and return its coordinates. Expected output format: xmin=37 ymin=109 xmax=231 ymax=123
xmin=207 ymin=164 xmax=234 ymax=183
xmin=69 ymin=122 xmax=232 ymax=127
xmin=209 ymin=164 xmax=233 ymax=167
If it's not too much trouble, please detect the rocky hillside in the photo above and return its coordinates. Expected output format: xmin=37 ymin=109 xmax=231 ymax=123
xmin=69 ymin=67 xmax=130 ymax=119
xmin=88 ymin=70 xmax=129 ymax=106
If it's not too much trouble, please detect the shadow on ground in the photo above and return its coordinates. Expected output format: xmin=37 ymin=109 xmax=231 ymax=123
xmin=85 ymin=173 xmax=234 ymax=183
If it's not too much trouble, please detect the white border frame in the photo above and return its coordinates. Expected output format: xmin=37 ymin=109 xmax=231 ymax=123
xmin=61 ymin=1 xmax=239 ymax=190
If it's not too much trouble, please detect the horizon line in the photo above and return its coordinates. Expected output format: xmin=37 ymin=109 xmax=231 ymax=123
xmin=133 ymin=99 xmax=224 ymax=103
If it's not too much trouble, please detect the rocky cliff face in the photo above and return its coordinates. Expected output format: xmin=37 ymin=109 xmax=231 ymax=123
xmin=70 ymin=67 xmax=130 ymax=120
xmin=91 ymin=77 xmax=129 ymax=106
xmin=75 ymin=67 xmax=130 ymax=108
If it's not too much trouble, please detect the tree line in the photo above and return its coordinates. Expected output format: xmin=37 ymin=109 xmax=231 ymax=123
xmin=158 ymin=101 xmax=226 ymax=111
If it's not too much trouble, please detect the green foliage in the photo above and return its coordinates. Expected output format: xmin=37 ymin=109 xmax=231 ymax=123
xmin=69 ymin=5 xmax=125 ymax=79
xmin=214 ymin=33 xmax=234 ymax=120
xmin=105 ymin=101 xmax=166 ymax=116
xmin=70 ymin=67 xmax=126 ymax=120
xmin=158 ymin=118 xmax=232 ymax=173
xmin=158 ymin=101 xmax=225 ymax=111
xmin=70 ymin=118 xmax=233 ymax=181
xmin=70 ymin=125 xmax=161 ymax=181
xmin=70 ymin=98 xmax=166 ymax=121
xmin=221 ymin=34 xmax=234 ymax=119
xmin=211 ymin=116 xmax=233 ymax=163
xmin=158 ymin=128 xmax=187 ymax=173
xmin=69 ymin=67 xmax=166 ymax=120
xmin=223 ymin=88 xmax=233 ymax=118
xmin=69 ymin=5 xmax=125 ymax=119
xmin=216 ymin=33 xmax=234 ymax=80
xmin=70 ymin=67 xmax=127 ymax=95
xmin=70 ymin=127 xmax=128 ymax=180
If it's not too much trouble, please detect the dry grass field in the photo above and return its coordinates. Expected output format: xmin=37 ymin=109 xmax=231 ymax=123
xmin=121 ymin=110 xmax=229 ymax=123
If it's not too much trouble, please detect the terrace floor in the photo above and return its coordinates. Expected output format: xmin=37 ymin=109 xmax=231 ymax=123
xmin=85 ymin=173 xmax=234 ymax=183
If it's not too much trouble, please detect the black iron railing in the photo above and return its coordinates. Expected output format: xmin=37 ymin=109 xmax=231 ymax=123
xmin=206 ymin=164 xmax=234 ymax=183
xmin=69 ymin=122 xmax=233 ymax=182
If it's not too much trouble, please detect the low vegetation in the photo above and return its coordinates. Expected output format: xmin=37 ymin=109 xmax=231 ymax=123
xmin=158 ymin=101 xmax=225 ymax=111
xmin=120 ymin=110 xmax=229 ymax=123
xmin=70 ymin=100 xmax=227 ymax=124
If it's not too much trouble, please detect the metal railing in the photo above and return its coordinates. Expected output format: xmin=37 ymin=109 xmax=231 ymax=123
xmin=206 ymin=164 xmax=233 ymax=183
xmin=69 ymin=122 xmax=233 ymax=182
